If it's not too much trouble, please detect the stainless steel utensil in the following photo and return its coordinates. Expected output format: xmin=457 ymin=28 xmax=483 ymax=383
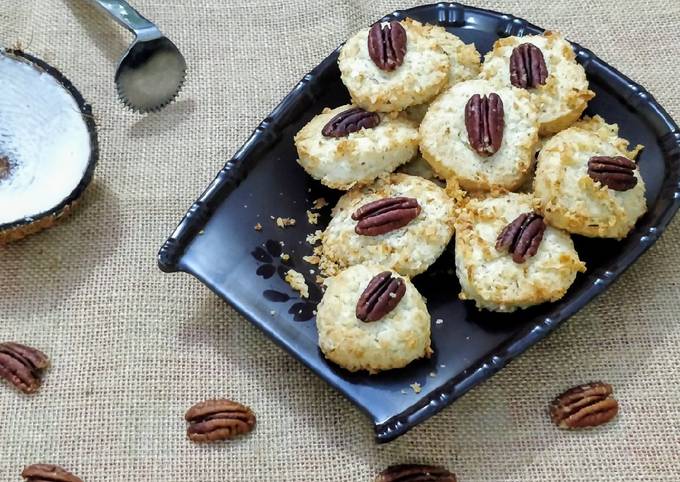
xmin=89 ymin=0 xmax=186 ymax=113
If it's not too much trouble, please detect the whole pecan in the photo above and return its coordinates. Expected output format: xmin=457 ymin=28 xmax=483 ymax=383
xmin=587 ymin=155 xmax=638 ymax=191
xmin=368 ymin=21 xmax=407 ymax=71
xmin=0 ymin=342 xmax=49 ymax=394
xmin=185 ymin=399 xmax=256 ymax=442
xmin=321 ymin=107 xmax=380 ymax=138
xmin=376 ymin=464 xmax=457 ymax=482
xmin=465 ymin=93 xmax=504 ymax=157
xmin=550 ymin=382 xmax=619 ymax=429
xmin=352 ymin=197 xmax=421 ymax=236
xmin=496 ymin=212 xmax=546 ymax=263
xmin=21 ymin=464 xmax=83 ymax=482
xmin=510 ymin=43 xmax=548 ymax=89
xmin=356 ymin=271 xmax=406 ymax=322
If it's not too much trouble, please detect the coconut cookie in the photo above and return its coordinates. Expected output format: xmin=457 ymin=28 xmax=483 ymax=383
xmin=534 ymin=116 xmax=646 ymax=239
xmin=419 ymin=79 xmax=539 ymax=191
xmin=481 ymin=32 xmax=594 ymax=136
xmin=338 ymin=18 xmax=450 ymax=112
xmin=316 ymin=264 xmax=431 ymax=373
xmin=294 ymin=104 xmax=419 ymax=190
xmin=320 ymin=173 xmax=456 ymax=277
xmin=455 ymin=193 xmax=585 ymax=312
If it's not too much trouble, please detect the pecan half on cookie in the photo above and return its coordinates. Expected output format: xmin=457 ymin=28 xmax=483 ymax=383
xmin=0 ymin=342 xmax=50 ymax=394
xmin=496 ymin=212 xmax=546 ymax=263
xmin=510 ymin=43 xmax=548 ymax=89
xmin=465 ymin=93 xmax=504 ymax=157
xmin=368 ymin=21 xmax=407 ymax=71
xmin=587 ymin=156 xmax=638 ymax=191
xmin=356 ymin=271 xmax=406 ymax=322
xmin=550 ymin=382 xmax=619 ymax=429
xmin=352 ymin=197 xmax=421 ymax=236
xmin=321 ymin=107 xmax=380 ymax=138
xmin=185 ymin=399 xmax=256 ymax=442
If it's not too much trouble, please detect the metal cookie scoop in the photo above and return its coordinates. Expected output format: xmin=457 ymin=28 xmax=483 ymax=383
xmin=89 ymin=0 xmax=186 ymax=113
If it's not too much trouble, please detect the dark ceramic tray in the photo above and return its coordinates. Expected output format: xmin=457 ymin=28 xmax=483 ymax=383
xmin=159 ymin=3 xmax=680 ymax=442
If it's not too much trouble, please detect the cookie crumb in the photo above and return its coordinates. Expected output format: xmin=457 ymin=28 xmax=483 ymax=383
xmin=429 ymin=372 xmax=436 ymax=378
xmin=439 ymin=364 xmax=446 ymax=368
xmin=388 ymin=292 xmax=397 ymax=298
xmin=254 ymin=223 xmax=262 ymax=231
xmin=313 ymin=246 xmax=323 ymax=255
xmin=285 ymin=269 xmax=309 ymax=298
xmin=198 ymin=230 xmax=205 ymax=235
xmin=315 ymin=275 xmax=325 ymax=285
xmin=401 ymin=389 xmax=407 ymax=395
xmin=281 ymin=253 xmax=290 ymax=261
xmin=306 ymin=230 xmax=323 ymax=244
xmin=276 ymin=217 xmax=296 ymax=228
xmin=270 ymin=310 xmax=276 ymax=316
xmin=306 ymin=210 xmax=319 ymax=225
xmin=303 ymin=255 xmax=320 ymax=265
xmin=311 ymin=197 xmax=328 ymax=210
xmin=435 ymin=318 xmax=443 ymax=325
xmin=410 ymin=382 xmax=422 ymax=394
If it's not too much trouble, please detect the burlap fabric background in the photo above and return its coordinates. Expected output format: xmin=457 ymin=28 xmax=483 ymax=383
xmin=1 ymin=1 xmax=679 ymax=480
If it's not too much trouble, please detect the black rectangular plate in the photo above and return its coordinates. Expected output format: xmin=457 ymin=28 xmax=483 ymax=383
xmin=159 ymin=3 xmax=680 ymax=442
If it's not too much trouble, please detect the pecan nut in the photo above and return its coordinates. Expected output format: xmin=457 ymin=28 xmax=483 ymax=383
xmin=510 ymin=43 xmax=548 ymax=89
xmin=22 ymin=464 xmax=83 ymax=482
xmin=368 ymin=21 xmax=407 ymax=71
xmin=376 ymin=464 xmax=457 ymax=482
xmin=352 ymin=197 xmax=421 ymax=236
xmin=356 ymin=271 xmax=406 ymax=322
xmin=0 ymin=342 xmax=49 ymax=394
xmin=465 ymin=93 xmax=504 ymax=157
xmin=550 ymin=382 xmax=619 ymax=429
xmin=587 ymin=155 xmax=638 ymax=191
xmin=185 ymin=399 xmax=256 ymax=442
xmin=496 ymin=212 xmax=546 ymax=263
xmin=322 ymin=107 xmax=380 ymax=138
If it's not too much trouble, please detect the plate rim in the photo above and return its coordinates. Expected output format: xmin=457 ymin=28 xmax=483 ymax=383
xmin=158 ymin=2 xmax=680 ymax=442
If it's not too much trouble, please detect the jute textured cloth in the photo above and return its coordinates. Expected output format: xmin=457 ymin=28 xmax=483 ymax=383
xmin=1 ymin=1 xmax=679 ymax=480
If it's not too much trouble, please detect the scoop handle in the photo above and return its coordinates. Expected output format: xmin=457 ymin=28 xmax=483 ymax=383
xmin=88 ymin=0 xmax=158 ymax=38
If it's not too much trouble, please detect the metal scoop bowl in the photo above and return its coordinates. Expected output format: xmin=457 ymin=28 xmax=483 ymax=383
xmin=90 ymin=0 xmax=187 ymax=113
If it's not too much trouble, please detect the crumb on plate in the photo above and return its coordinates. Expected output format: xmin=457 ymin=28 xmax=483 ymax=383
xmin=306 ymin=230 xmax=323 ymax=244
xmin=285 ymin=269 xmax=309 ymax=298
xmin=307 ymin=210 xmax=320 ymax=225
xmin=303 ymin=255 xmax=320 ymax=265
xmin=311 ymin=197 xmax=328 ymax=210
xmin=276 ymin=217 xmax=296 ymax=228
